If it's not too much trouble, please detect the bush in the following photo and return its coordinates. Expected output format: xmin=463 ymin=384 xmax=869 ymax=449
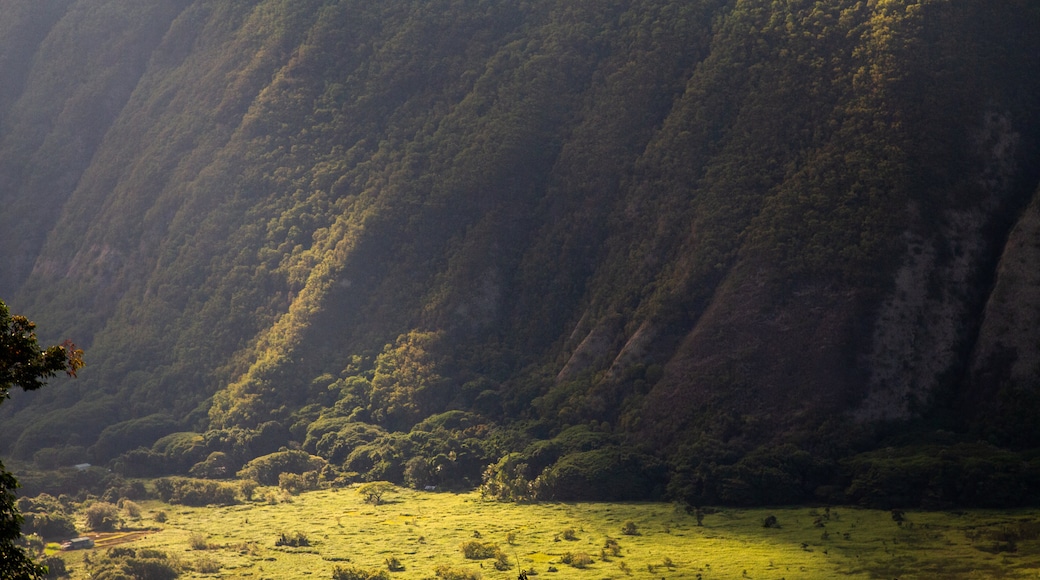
xmin=561 ymin=552 xmax=594 ymax=569
xmin=332 ymin=564 xmax=390 ymax=580
xmin=84 ymin=502 xmax=122 ymax=532
xmin=459 ymin=540 xmax=500 ymax=559
xmin=195 ymin=556 xmax=221 ymax=574
xmin=621 ymin=521 xmax=638 ymax=536
xmin=275 ymin=531 xmax=310 ymax=547
xmin=279 ymin=470 xmax=321 ymax=494
xmin=120 ymin=500 xmax=141 ymax=519
xmin=189 ymin=532 xmax=211 ymax=550
xmin=434 ymin=566 xmax=481 ymax=580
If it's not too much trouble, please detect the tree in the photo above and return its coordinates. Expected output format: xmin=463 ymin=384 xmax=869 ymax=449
xmin=357 ymin=481 xmax=395 ymax=505
xmin=0 ymin=299 xmax=83 ymax=580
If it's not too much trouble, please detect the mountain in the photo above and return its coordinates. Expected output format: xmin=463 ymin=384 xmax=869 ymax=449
xmin=1 ymin=0 xmax=1039 ymax=507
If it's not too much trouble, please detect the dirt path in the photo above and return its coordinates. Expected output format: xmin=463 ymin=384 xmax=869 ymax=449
xmin=86 ymin=530 xmax=155 ymax=548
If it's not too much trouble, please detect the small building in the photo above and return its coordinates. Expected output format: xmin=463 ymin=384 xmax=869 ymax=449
xmin=73 ymin=463 xmax=91 ymax=471
xmin=61 ymin=537 xmax=94 ymax=550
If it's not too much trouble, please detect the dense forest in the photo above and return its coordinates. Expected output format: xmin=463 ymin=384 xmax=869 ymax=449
xmin=1 ymin=0 xmax=1040 ymax=509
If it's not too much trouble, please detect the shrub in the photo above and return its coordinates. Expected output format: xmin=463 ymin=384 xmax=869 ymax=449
xmin=621 ymin=521 xmax=638 ymax=535
xmin=121 ymin=500 xmax=141 ymax=519
xmin=195 ymin=556 xmax=221 ymax=574
xmin=279 ymin=470 xmax=321 ymax=494
xmin=434 ymin=565 xmax=481 ymax=580
xmin=763 ymin=515 xmax=780 ymax=528
xmin=459 ymin=540 xmax=500 ymax=559
xmin=84 ymin=502 xmax=122 ymax=532
xmin=240 ymin=479 xmax=258 ymax=501
xmin=275 ymin=531 xmax=310 ymax=547
xmin=189 ymin=532 xmax=211 ymax=550
xmin=561 ymin=552 xmax=594 ymax=568
xmin=332 ymin=564 xmax=390 ymax=580
xmin=385 ymin=555 xmax=404 ymax=571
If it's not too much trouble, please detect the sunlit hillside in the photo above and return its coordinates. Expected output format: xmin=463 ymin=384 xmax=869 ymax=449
xmin=1 ymin=0 xmax=1039 ymax=508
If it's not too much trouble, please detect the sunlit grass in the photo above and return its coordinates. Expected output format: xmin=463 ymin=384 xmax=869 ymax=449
xmin=48 ymin=486 xmax=1040 ymax=579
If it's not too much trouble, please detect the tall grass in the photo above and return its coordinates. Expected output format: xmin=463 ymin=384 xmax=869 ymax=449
xmin=49 ymin=486 xmax=1040 ymax=579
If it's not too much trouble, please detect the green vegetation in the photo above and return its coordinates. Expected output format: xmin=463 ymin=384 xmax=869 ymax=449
xmin=33 ymin=487 xmax=1040 ymax=579
xmin=0 ymin=299 xmax=83 ymax=578
xmin=0 ymin=0 xmax=1039 ymax=521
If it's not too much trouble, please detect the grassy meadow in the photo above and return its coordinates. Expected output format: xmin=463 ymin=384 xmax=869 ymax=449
xmin=46 ymin=486 xmax=1040 ymax=579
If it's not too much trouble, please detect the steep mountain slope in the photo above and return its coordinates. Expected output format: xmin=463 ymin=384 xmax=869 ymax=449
xmin=1 ymin=0 xmax=1038 ymax=505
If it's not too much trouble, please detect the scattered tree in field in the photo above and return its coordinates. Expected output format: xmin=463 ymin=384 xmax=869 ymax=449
xmin=357 ymin=481 xmax=395 ymax=505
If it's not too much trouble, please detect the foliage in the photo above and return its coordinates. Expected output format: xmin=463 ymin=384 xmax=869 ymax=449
xmin=49 ymin=486 xmax=1040 ymax=579
xmin=433 ymin=566 xmax=481 ymax=580
xmin=237 ymin=449 xmax=326 ymax=486
xmin=332 ymin=564 xmax=389 ymax=580
xmin=842 ymin=443 xmax=1040 ymax=509
xmin=83 ymin=547 xmax=178 ymax=580
xmin=0 ymin=299 xmax=82 ymax=579
xmin=0 ymin=0 xmax=1039 ymax=513
xmin=357 ymin=481 xmax=395 ymax=505
xmin=153 ymin=478 xmax=238 ymax=507
xmin=20 ymin=511 xmax=76 ymax=540
xmin=16 ymin=494 xmax=77 ymax=540
xmin=275 ymin=531 xmax=310 ymax=548
xmin=560 ymin=551 xmax=594 ymax=569
xmin=458 ymin=540 xmax=500 ymax=560
xmin=278 ymin=470 xmax=321 ymax=494
xmin=84 ymin=502 xmax=122 ymax=532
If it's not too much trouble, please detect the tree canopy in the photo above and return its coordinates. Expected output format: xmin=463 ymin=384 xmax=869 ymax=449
xmin=0 ymin=299 xmax=82 ymax=579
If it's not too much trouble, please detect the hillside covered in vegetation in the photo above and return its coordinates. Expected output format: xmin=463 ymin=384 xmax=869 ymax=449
xmin=2 ymin=0 xmax=1039 ymax=507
